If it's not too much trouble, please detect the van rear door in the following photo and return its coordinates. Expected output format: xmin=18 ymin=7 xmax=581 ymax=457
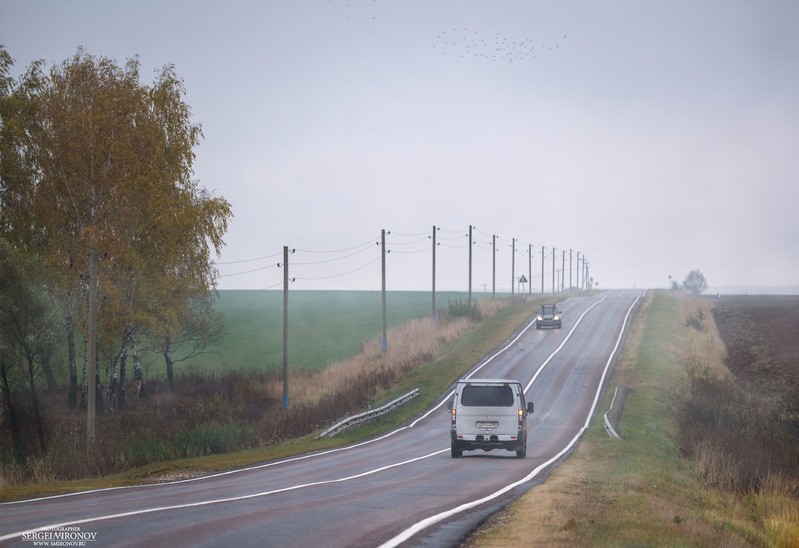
xmin=457 ymin=382 xmax=517 ymax=436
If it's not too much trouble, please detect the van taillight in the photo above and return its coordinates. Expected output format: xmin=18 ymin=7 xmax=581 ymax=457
xmin=451 ymin=408 xmax=456 ymax=427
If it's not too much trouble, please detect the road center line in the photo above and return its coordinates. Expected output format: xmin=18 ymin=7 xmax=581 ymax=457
xmin=379 ymin=292 xmax=643 ymax=548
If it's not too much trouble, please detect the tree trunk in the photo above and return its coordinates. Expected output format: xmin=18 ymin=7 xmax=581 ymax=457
xmin=94 ymin=350 xmax=104 ymax=416
xmin=164 ymin=348 xmax=176 ymax=392
xmin=118 ymin=346 xmax=127 ymax=411
xmin=131 ymin=335 xmax=147 ymax=401
xmin=39 ymin=345 xmax=57 ymax=392
xmin=108 ymin=350 xmax=119 ymax=413
xmin=25 ymin=351 xmax=47 ymax=455
xmin=66 ymin=313 xmax=78 ymax=408
xmin=80 ymin=338 xmax=88 ymax=410
xmin=0 ymin=357 xmax=23 ymax=458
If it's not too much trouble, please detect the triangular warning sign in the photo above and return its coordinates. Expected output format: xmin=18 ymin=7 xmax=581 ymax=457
xmin=518 ymin=275 xmax=528 ymax=283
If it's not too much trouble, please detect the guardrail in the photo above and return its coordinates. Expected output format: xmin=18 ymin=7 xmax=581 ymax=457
xmin=317 ymin=388 xmax=421 ymax=438
xmin=603 ymin=385 xmax=627 ymax=439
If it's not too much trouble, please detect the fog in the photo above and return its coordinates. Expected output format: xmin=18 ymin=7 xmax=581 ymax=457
xmin=2 ymin=0 xmax=797 ymax=292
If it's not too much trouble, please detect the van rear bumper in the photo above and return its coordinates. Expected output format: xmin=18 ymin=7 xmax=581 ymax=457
xmin=452 ymin=433 xmax=522 ymax=452
xmin=455 ymin=433 xmax=519 ymax=442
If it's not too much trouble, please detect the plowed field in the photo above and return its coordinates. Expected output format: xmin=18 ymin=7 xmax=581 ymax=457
xmin=711 ymin=295 xmax=799 ymax=396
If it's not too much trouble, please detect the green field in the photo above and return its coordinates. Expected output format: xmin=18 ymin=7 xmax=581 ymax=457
xmin=182 ymin=290 xmax=497 ymax=374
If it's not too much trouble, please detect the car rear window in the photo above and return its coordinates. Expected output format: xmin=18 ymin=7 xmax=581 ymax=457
xmin=460 ymin=384 xmax=514 ymax=407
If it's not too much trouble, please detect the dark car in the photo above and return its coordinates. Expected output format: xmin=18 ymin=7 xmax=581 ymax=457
xmin=536 ymin=304 xmax=562 ymax=329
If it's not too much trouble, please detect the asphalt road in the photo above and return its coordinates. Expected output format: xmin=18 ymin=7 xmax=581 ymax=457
xmin=0 ymin=290 xmax=643 ymax=548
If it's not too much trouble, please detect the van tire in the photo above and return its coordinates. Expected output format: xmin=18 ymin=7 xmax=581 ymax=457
xmin=515 ymin=446 xmax=526 ymax=458
xmin=451 ymin=443 xmax=463 ymax=458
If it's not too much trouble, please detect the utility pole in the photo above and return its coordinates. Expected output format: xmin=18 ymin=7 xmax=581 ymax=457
xmin=552 ymin=247 xmax=556 ymax=294
xmin=86 ymin=248 xmax=98 ymax=453
xmin=576 ymin=251 xmax=581 ymax=290
xmin=511 ymin=237 xmax=516 ymax=296
xmin=492 ymin=234 xmax=496 ymax=299
xmin=528 ymin=244 xmax=532 ymax=295
xmin=561 ymin=249 xmax=565 ymax=293
xmin=381 ymin=229 xmax=388 ymax=352
xmin=541 ymin=245 xmax=545 ymax=294
xmin=586 ymin=261 xmax=591 ymax=289
xmin=282 ymin=245 xmax=289 ymax=409
xmin=432 ymin=225 xmax=437 ymax=320
xmin=585 ymin=258 xmax=589 ymax=290
xmin=569 ymin=249 xmax=573 ymax=290
xmin=468 ymin=225 xmax=473 ymax=305
xmin=582 ymin=257 xmax=588 ymax=289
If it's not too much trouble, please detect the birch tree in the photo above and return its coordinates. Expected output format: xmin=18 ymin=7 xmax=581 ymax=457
xmin=0 ymin=47 xmax=232 ymax=410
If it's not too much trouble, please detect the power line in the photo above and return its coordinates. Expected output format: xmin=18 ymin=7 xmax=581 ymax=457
xmin=294 ymin=256 xmax=381 ymax=281
xmin=213 ymin=251 xmax=282 ymax=265
xmin=294 ymin=238 xmax=375 ymax=254
xmin=389 ymin=230 xmax=428 ymax=237
xmin=388 ymin=236 xmax=429 ymax=246
xmin=390 ymin=246 xmax=429 ymax=255
xmin=219 ymin=263 xmax=279 ymax=277
xmin=292 ymin=244 xmax=374 ymax=266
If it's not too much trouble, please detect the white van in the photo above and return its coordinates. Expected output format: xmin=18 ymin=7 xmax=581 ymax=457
xmin=447 ymin=378 xmax=534 ymax=458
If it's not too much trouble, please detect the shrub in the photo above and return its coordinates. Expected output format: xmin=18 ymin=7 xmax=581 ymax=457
xmin=176 ymin=421 xmax=255 ymax=458
xmin=686 ymin=307 xmax=707 ymax=331
xmin=445 ymin=299 xmax=482 ymax=321
xmin=674 ymin=366 xmax=799 ymax=492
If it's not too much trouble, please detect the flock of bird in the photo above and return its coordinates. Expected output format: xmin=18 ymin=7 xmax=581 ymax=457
xmin=434 ymin=27 xmax=567 ymax=63
xmin=327 ymin=1 xmax=567 ymax=64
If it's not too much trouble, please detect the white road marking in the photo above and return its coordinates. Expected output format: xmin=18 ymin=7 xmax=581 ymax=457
xmin=0 ymin=448 xmax=449 ymax=542
xmin=524 ymin=297 xmax=605 ymax=393
xmin=380 ymin=292 xmax=642 ymax=548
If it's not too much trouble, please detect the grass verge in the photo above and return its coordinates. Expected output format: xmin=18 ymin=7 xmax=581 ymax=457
xmin=465 ymin=291 xmax=798 ymax=547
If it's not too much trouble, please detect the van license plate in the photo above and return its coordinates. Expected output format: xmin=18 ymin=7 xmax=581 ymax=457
xmin=476 ymin=421 xmax=498 ymax=430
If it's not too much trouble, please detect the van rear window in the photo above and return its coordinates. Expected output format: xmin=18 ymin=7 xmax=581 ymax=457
xmin=461 ymin=384 xmax=514 ymax=407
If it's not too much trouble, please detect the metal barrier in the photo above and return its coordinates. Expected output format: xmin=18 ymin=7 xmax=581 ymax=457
xmin=603 ymin=385 xmax=627 ymax=439
xmin=318 ymin=388 xmax=421 ymax=438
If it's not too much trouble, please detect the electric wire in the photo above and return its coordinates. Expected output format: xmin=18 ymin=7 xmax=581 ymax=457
xmin=388 ymin=236 xmax=429 ymax=246
xmin=213 ymin=252 xmax=282 ymax=265
xmin=219 ymin=263 xmax=279 ymax=277
xmin=292 ymin=245 xmax=375 ymax=266
xmin=389 ymin=246 xmax=429 ymax=255
xmin=294 ymin=256 xmax=381 ymax=281
xmin=294 ymin=238 xmax=375 ymax=254
xmin=389 ymin=230 xmax=428 ymax=237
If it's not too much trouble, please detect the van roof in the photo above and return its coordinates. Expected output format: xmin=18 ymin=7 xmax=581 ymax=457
xmin=457 ymin=378 xmax=521 ymax=386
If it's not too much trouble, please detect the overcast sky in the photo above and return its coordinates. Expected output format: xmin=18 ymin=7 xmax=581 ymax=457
xmin=2 ymin=1 xmax=798 ymax=292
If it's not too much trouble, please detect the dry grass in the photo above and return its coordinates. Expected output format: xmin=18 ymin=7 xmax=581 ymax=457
xmin=272 ymin=298 xmax=508 ymax=407
xmin=681 ymin=295 xmax=730 ymax=379
xmin=278 ymin=315 xmax=474 ymax=406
